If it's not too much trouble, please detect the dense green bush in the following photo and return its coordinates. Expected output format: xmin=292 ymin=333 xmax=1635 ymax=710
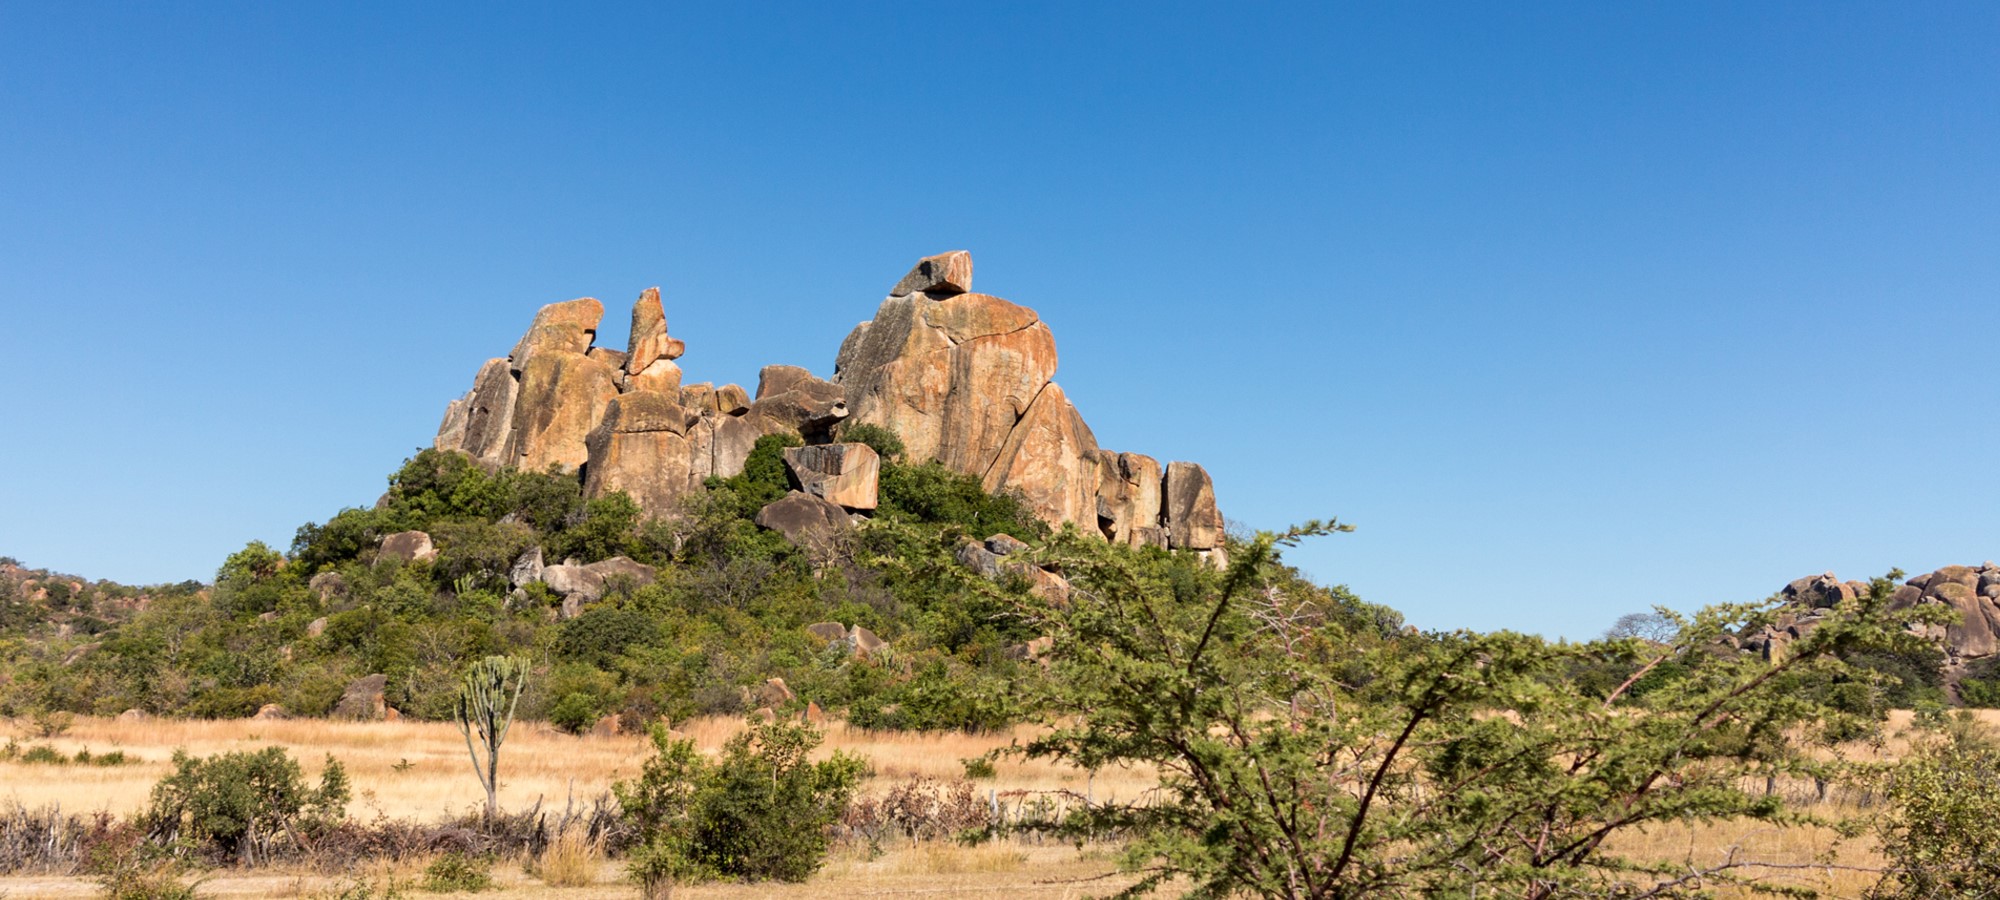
xmin=837 ymin=422 xmax=905 ymax=460
xmin=421 ymin=851 xmax=494 ymax=893
xmin=616 ymin=719 xmax=865 ymax=893
xmin=1871 ymin=718 xmax=2000 ymax=897
xmin=142 ymin=747 xmax=349 ymax=864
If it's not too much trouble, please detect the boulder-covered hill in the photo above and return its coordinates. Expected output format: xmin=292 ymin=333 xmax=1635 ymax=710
xmin=431 ymin=251 xmax=1227 ymax=562
xmin=1754 ymin=564 xmax=2000 ymax=669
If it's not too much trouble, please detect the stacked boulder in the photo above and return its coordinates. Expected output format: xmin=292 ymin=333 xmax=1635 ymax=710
xmin=435 ymin=286 xmax=851 ymax=505
xmin=1747 ymin=564 xmax=2000 ymax=670
xmin=432 ymin=251 xmax=1226 ymax=557
xmin=833 ymin=252 xmax=1225 ymax=559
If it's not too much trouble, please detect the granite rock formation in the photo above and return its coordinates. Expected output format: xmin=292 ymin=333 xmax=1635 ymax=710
xmin=433 ymin=252 xmax=1226 ymax=554
xmin=1748 ymin=563 xmax=2000 ymax=670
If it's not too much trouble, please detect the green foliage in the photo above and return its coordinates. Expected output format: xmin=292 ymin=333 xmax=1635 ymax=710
xmin=1019 ymin=522 xmax=1939 ymax=899
xmin=876 ymin=460 xmax=1047 ymax=540
xmin=421 ymin=852 xmax=493 ymax=893
xmin=142 ymin=747 xmax=349 ymax=864
xmin=550 ymin=492 xmax=645 ymax=564
xmin=837 ymin=422 xmax=905 ymax=460
xmin=1870 ymin=719 xmax=2000 ymax=898
xmin=616 ymin=720 xmax=865 ymax=890
xmin=1957 ymin=655 xmax=2000 ymax=708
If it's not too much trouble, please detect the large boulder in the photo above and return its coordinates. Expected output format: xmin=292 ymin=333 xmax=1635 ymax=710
xmin=508 ymin=547 xmax=544 ymax=588
xmin=583 ymin=391 xmax=700 ymax=513
xmin=754 ymin=491 xmax=852 ymax=548
xmin=1094 ymin=451 xmax=1164 ymax=547
xmin=625 ymin=287 xmax=686 ymax=375
xmin=983 ymin=383 xmax=1101 ymax=529
xmin=377 ymin=531 xmax=436 ymax=566
xmin=435 ymin=358 xmax=518 ymax=465
xmin=756 ymin=365 xmax=815 ymax=400
xmin=510 ymin=297 xmax=603 ymax=372
xmin=509 ymin=350 xmax=621 ymax=472
xmin=542 ymin=564 xmax=606 ymax=604
xmin=334 ymin=674 xmax=390 ymax=721
xmin=890 ymin=250 xmax=973 ymax=297
xmin=1163 ymin=462 xmax=1225 ymax=551
xmin=783 ymin=442 xmax=880 ymax=510
xmin=745 ymin=372 xmax=849 ymax=442
xmin=585 ymin=556 xmax=657 ymax=589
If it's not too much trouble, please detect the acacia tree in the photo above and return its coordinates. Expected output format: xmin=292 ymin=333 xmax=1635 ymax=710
xmin=1017 ymin=524 xmax=1940 ymax=899
xmin=453 ymin=655 xmax=528 ymax=820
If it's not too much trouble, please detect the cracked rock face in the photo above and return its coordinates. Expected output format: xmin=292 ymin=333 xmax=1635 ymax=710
xmin=430 ymin=253 xmax=1226 ymax=556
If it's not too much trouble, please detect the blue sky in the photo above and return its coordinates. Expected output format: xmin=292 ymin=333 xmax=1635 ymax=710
xmin=2 ymin=3 xmax=1994 ymax=638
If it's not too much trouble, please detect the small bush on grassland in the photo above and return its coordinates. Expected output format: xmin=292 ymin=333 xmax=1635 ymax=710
xmin=421 ymin=851 xmax=493 ymax=893
xmin=1869 ymin=716 xmax=2000 ymax=898
xmin=143 ymin=747 xmax=349 ymax=864
xmin=616 ymin=719 xmax=864 ymax=896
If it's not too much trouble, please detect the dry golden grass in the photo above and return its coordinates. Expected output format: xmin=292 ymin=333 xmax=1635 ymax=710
xmin=530 ymin=828 xmax=601 ymax=888
xmin=4 ymin=710 xmax=1989 ymax=898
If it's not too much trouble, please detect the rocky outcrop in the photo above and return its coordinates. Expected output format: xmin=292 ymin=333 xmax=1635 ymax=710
xmin=783 ymin=443 xmax=880 ymax=510
xmin=835 ymin=253 xmax=1224 ymax=553
xmin=1893 ymin=564 xmax=2000 ymax=660
xmin=334 ymin=674 xmax=390 ymax=721
xmin=432 ymin=253 xmax=1227 ymax=554
xmin=1757 ymin=564 xmax=2000 ymax=669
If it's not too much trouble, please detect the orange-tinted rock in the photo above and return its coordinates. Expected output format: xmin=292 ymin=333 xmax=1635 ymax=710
xmin=508 ymin=351 xmax=620 ymax=472
xmin=584 ymin=391 xmax=699 ymax=514
xmin=890 ymin=250 xmax=973 ymax=297
xmin=984 ymin=383 xmax=1101 ymax=528
xmin=715 ymin=384 xmax=751 ymax=416
xmin=510 ymin=298 xmax=603 ymax=372
xmin=1095 ymin=451 xmax=1164 ymax=547
xmin=377 ymin=531 xmax=437 ymax=566
xmin=922 ymin=292 xmax=1038 ymax=342
xmin=835 ymin=294 xmax=955 ymax=462
xmin=436 ymin=358 xmax=519 ymax=465
xmin=1164 ymin=462 xmax=1225 ymax=551
xmin=625 ymin=287 xmax=685 ymax=376
xmin=939 ymin=320 xmax=1057 ymax=477
xmin=783 ymin=442 xmax=881 ymax=510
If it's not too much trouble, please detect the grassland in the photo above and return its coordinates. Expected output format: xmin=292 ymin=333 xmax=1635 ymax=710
xmin=1 ymin=711 xmax=1987 ymax=898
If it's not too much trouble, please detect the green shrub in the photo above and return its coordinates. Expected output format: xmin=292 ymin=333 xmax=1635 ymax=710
xmin=616 ymin=720 xmax=865 ymax=892
xmin=21 ymin=744 xmax=64 ymax=764
xmin=837 ymin=423 xmax=905 ymax=460
xmin=876 ymin=460 xmax=1046 ymax=540
xmin=1871 ymin=722 xmax=2000 ymax=898
xmin=421 ymin=851 xmax=493 ymax=893
xmin=143 ymin=747 xmax=349 ymax=863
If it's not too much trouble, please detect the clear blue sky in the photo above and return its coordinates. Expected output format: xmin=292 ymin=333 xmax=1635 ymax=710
xmin=2 ymin=3 xmax=1994 ymax=638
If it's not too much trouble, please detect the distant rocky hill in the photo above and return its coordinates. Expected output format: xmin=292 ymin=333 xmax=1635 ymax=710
xmin=1748 ymin=563 xmax=2000 ymax=672
xmin=432 ymin=251 xmax=1226 ymax=560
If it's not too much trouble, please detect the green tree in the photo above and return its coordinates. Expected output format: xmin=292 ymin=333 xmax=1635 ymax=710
xmin=1869 ymin=716 xmax=2000 ymax=898
xmin=615 ymin=719 xmax=865 ymax=895
xmin=1018 ymin=523 xmax=1941 ymax=900
xmin=143 ymin=747 xmax=348 ymax=864
xmin=452 ymin=655 xmax=529 ymax=820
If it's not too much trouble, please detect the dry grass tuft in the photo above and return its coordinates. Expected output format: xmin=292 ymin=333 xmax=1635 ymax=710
xmin=531 ymin=828 xmax=599 ymax=887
